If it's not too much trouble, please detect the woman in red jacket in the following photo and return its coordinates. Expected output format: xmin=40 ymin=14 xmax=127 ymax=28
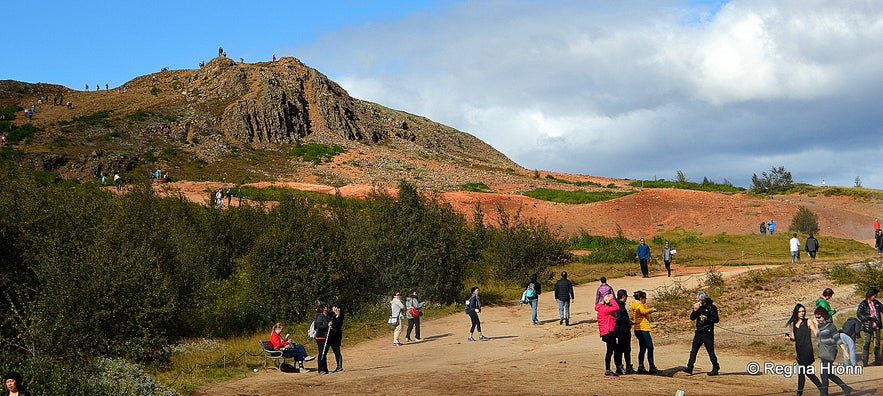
xmin=595 ymin=292 xmax=620 ymax=378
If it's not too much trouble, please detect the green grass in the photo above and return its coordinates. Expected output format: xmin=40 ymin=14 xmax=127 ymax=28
xmin=522 ymin=188 xmax=633 ymax=204
xmin=790 ymin=184 xmax=883 ymax=200
xmin=460 ymin=182 xmax=492 ymax=193
xmin=544 ymin=174 xmax=602 ymax=187
xmin=628 ymin=179 xmax=745 ymax=193
xmin=288 ymin=143 xmax=346 ymax=164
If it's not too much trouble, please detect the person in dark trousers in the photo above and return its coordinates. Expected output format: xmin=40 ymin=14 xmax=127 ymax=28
xmin=525 ymin=274 xmax=542 ymax=325
xmin=685 ymin=291 xmax=720 ymax=375
xmin=465 ymin=286 xmax=487 ymax=341
xmin=327 ymin=303 xmax=345 ymax=373
xmin=805 ymin=233 xmax=819 ymax=261
xmin=614 ymin=289 xmax=636 ymax=375
xmin=662 ymin=241 xmax=674 ymax=277
xmin=784 ymin=304 xmax=824 ymax=396
xmin=595 ymin=292 xmax=619 ymax=378
xmin=554 ymin=271 xmax=575 ymax=326
xmin=313 ymin=304 xmax=331 ymax=374
xmin=635 ymin=238 xmax=652 ymax=278
xmin=815 ymin=306 xmax=853 ymax=395
xmin=857 ymin=287 xmax=883 ymax=366
xmin=405 ymin=289 xmax=425 ymax=341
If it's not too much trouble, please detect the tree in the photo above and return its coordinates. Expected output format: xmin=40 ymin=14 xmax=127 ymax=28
xmin=676 ymin=170 xmax=687 ymax=183
xmin=751 ymin=166 xmax=794 ymax=194
xmin=790 ymin=206 xmax=819 ymax=235
xmin=855 ymin=176 xmax=863 ymax=188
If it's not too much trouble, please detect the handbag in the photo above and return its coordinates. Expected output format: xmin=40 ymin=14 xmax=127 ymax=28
xmin=387 ymin=315 xmax=400 ymax=326
xmin=408 ymin=307 xmax=420 ymax=318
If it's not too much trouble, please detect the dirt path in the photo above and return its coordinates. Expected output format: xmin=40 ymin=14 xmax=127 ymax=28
xmin=192 ymin=266 xmax=882 ymax=396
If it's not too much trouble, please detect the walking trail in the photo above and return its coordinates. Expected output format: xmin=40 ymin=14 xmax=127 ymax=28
xmin=194 ymin=265 xmax=882 ymax=395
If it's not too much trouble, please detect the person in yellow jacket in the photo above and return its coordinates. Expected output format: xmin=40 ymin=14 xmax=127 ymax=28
xmin=630 ymin=290 xmax=658 ymax=374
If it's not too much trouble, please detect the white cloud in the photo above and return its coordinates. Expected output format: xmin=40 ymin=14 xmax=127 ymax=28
xmin=295 ymin=0 xmax=883 ymax=189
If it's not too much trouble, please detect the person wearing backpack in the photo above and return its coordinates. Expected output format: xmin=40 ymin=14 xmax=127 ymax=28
xmin=525 ymin=274 xmax=542 ymax=325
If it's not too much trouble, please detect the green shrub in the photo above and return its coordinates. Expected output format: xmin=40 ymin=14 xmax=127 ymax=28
xmin=6 ymin=123 xmax=37 ymax=144
xmin=828 ymin=264 xmax=855 ymax=285
xmin=790 ymin=206 xmax=819 ymax=234
xmin=627 ymin=179 xmax=744 ymax=193
xmin=150 ymin=86 xmax=161 ymax=96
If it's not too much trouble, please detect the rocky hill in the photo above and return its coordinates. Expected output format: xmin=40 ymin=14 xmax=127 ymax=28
xmin=2 ymin=56 xmax=538 ymax=190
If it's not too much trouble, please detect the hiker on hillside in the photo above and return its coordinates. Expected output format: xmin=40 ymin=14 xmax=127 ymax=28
xmin=595 ymin=276 xmax=613 ymax=305
xmin=465 ymin=286 xmax=487 ymax=342
xmin=760 ymin=221 xmax=767 ymax=234
xmin=524 ymin=274 xmax=541 ymax=325
xmin=554 ymin=272 xmax=574 ymax=326
xmin=635 ymin=238 xmax=652 ymax=278
xmin=857 ymin=287 xmax=882 ymax=366
xmin=390 ymin=292 xmax=405 ymax=346
xmin=805 ymin=233 xmax=819 ymax=261
xmin=614 ymin=289 xmax=635 ymax=375
xmin=784 ymin=304 xmax=824 ymax=395
xmin=684 ymin=291 xmax=720 ymax=376
xmin=226 ymin=188 xmax=233 ymax=206
xmin=767 ymin=219 xmax=777 ymax=235
xmin=113 ymin=171 xmax=122 ymax=192
xmin=595 ymin=292 xmax=619 ymax=378
xmin=631 ymin=290 xmax=658 ymax=374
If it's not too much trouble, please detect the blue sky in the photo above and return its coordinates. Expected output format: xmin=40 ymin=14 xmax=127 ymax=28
xmin=6 ymin=0 xmax=883 ymax=189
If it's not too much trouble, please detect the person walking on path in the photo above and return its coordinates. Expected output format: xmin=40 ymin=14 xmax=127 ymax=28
xmin=685 ymin=291 xmax=720 ymax=376
xmin=613 ymin=289 xmax=635 ymax=375
xmin=595 ymin=292 xmax=620 ymax=378
xmin=631 ymin=290 xmax=658 ymax=374
xmin=805 ymin=233 xmax=819 ymax=261
xmin=767 ymin=219 xmax=777 ymax=235
xmin=635 ymin=238 xmax=652 ymax=278
xmin=524 ymin=274 xmax=541 ymax=325
xmin=662 ymin=241 xmax=675 ymax=277
xmin=789 ymin=233 xmax=801 ymax=263
xmin=554 ymin=272 xmax=575 ymax=326
xmin=784 ymin=304 xmax=824 ymax=396
xmin=405 ymin=289 xmax=425 ymax=342
xmin=465 ymin=286 xmax=487 ymax=341
xmin=815 ymin=306 xmax=853 ymax=395
xmin=857 ymin=287 xmax=882 ymax=366
xmin=595 ymin=276 xmax=613 ymax=305
xmin=815 ymin=288 xmax=836 ymax=317
xmin=327 ymin=303 xmax=345 ymax=373
xmin=313 ymin=304 xmax=331 ymax=374
xmin=390 ymin=292 xmax=405 ymax=346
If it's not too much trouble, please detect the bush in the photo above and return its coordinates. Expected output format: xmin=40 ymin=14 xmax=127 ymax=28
xmin=522 ymin=188 xmax=633 ymax=204
xmin=751 ymin=166 xmax=794 ymax=194
xmin=288 ymin=143 xmax=346 ymax=164
xmin=790 ymin=206 xmax=819 ymax=234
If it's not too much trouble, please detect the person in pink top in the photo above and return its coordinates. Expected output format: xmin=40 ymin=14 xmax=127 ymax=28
xmin=596 ymin=292 xmax=620 ymax=378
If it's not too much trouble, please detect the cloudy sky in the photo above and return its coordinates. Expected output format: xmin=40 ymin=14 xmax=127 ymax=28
xmin=7 ymin=1 xmax=883 ymax=188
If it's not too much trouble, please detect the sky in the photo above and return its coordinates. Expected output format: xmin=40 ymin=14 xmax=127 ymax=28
xmin=7 ymin=0 xmax=883 ymax=189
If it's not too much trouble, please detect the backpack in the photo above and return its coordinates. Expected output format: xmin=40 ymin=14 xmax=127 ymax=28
xmin=525 ymin=283 xmax=536 ymax=298
xmin=307 ymin=321 xmax=317 ymax=339
xmin=280 ymin=362 xmax=299 ymax=373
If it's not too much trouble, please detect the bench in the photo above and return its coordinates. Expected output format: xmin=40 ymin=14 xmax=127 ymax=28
xmin=258 ymin=340 xmax=285 ymax=368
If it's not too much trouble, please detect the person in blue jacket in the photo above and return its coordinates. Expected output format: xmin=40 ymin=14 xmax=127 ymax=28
xmin=635 ymin=238 xmax=652 ymax=278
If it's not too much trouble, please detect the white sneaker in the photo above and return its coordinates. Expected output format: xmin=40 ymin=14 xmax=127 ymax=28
xmin=304 ymin=355 xmax=316 ymax=361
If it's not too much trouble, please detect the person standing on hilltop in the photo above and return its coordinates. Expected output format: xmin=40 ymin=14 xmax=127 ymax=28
xmin=554 ymin=272 xmax=574 ymax=326
xmin=635 ymin=238 xmax=652 ymax=278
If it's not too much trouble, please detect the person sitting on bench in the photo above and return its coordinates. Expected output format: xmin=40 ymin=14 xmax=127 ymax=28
xmin=270 ymin=322 xmax=314 ymax=371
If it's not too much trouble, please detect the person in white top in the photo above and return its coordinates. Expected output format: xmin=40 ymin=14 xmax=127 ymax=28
xmin=789 ymin=233 xmax=801 ymax=263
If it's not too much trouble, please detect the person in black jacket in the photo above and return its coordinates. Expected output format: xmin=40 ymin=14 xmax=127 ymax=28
xmin=554 ymin=272 xmax=574 ymax=326
xmin=685 ymin=291 xmax=720 ymax=375
xmin=313 ymin=304 xmax=331 ymax=374
xmin=327 ymin=303 xmax=345 ymax=373
xmin=857 ymin=287 xmax=883 ymax=366
xmin=805 ymin=233 xmax=819 ymax=261
xmin=614 ymin=289 xmax=636 ymax=375
xmin=2 ymin=371 xmax=31 ymax=396
xmin=525 ymin=274 xmax=542 ymax=325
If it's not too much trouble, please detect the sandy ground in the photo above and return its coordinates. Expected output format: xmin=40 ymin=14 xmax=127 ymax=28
xmin=192 ymin=266 xmax=882 ymax=396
